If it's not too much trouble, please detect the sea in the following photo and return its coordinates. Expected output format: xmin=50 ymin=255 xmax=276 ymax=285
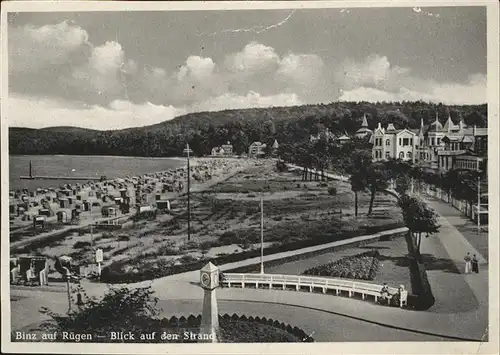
xmin=9 ymin=155 xmax=186 ymax=191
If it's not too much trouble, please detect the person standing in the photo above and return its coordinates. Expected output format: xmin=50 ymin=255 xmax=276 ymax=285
xmin=464 ymin=252 xmax=472 ymax=274
xmin=472 ymin=254 xmax=479 ymax=274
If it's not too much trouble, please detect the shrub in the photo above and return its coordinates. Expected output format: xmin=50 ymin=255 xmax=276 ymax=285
xmin=179 ymin=240 xmax=199 ymax=251
xmin=159 ymin=245 xmax=179 ymax=255
xmin=219 ymin=231 xmax=238 ymax=245
xmin=118 ymin=235 xmax=130 ymax=242
xmin=327 ymin=187 xmax=337 ymax=196
xmin=73 ymin=241 xmax=91 ymax=249
xmin=179 ymin=254 xmax=197 ymax=264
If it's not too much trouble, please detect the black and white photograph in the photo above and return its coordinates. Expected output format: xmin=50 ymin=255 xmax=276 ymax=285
xmin=1 ymin=1 xmax=499 ymax=354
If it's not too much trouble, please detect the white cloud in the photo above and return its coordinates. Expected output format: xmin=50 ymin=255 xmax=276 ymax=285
xmin=336 ymin=54 xmax=486 ymax=104
xmin=8 ymin=95 xmax=185 ymax=130
xmin=277 ymin=53 xmax=324 ymax=89
xmin=191 ymin=91 xmax=303 ymax=112
xmin=9 ymin=22 xmax=486 ymax=131
xmin=337 ymin=54 xmax=409 ymax=89
xmin=225 ymin=42 xmax=280 ymax=74
xmin=9 ymin=20 xmax=90 ymax=73
xmin=338 ymin=73 xmax=487 ymax=105
xmin=176 ymin=56 xmax=216 ymax=81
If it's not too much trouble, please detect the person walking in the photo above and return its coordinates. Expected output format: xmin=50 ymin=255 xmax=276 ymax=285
xmin=464 ymin=252 xmax=472 ymax=274
xmin=472 ymin=254 xmax=479 ymax=274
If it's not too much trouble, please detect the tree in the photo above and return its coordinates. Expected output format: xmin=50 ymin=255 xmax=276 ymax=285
xmin=395 ymin=174 xmax=411 ymax=196
xmin=346 ymin=150 xmax=371 ymax=217
xmin=366 ymin=162 xmax=390 ymax=215
xmin=40 ymin=286 xmax=160 ymax=337
xmin=398 ymin=194 xmax=440 ymax=258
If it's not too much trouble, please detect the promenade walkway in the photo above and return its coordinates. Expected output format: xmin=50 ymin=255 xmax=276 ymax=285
xmin=417 ymin=195 xmax=488 ymax=337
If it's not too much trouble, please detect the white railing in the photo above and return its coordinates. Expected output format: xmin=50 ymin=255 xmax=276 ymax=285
xmin=221 ymin=273 xmax=408 ymax=308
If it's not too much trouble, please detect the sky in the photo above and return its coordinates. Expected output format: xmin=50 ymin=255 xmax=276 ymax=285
xmin=7 ymin=6 xmax=487 ymax=130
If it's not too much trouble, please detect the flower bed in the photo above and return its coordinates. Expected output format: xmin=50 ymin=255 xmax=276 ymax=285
xmin=303 ymin=250 xmax=380 ymax=280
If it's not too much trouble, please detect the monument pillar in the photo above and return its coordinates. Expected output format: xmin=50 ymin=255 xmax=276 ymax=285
xmin=199 ymin=262 xmax=220 ymax=343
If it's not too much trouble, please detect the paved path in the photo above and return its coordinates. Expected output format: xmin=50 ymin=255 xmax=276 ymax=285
xmin=416 ymin=195 xmax=488 ymax=338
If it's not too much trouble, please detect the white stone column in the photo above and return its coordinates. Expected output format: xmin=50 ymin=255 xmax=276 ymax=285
xmin=200 ymin=288 xmax=219 ymax=343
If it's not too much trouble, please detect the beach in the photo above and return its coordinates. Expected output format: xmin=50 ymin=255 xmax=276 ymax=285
xmin=9 ymin=157 xmax=257 ymax=251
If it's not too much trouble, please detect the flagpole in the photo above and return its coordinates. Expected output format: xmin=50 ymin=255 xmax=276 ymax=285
xmin=260 ymin=196 xmax=264 ymax=274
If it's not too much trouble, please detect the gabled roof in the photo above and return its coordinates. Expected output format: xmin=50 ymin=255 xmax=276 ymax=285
xmin=355 ymin=127 xmax=373 ymax=134
xmin=337 ymin=134 xmax=351 ymax=140
xmin=396 ymin=128 xmax=417 ymax=136
xmin=361 ymin=113 xmax=368 ymax=127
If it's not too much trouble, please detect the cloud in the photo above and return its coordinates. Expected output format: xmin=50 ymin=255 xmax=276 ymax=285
xmin=336 ymin=54 xmax=486 ymax=104
xmin=176 ymin=56 xmax=216 ymax=81
xmin=8 ymin=95 xmax=185 ymax=130
xmin=191 ymin=91 xmax=303 ymax=112
xmin=8 ymin=20 xmax=486 ymax=130
xmin=65 ymin=41 xmax=128 ymax=99
xmin=9 ymin=20 xmax=90 ymax=73
xmin=225 ymin=42 xmax=280 ymax=74
xmin=337 ymin=54 xmax=409 ymax=90
xmin=338 ymin=73 xmax=487 ymax=105
xmin=276 ymin=53 xmax=325 ymax=91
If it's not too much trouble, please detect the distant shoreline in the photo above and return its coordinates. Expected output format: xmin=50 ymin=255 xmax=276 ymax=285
xmin=9 ymin=154 xmax=187 ymax=160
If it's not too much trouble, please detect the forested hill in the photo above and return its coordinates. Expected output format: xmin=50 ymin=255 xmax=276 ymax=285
xmin=9 ymin=101 xmax=487 ymax=157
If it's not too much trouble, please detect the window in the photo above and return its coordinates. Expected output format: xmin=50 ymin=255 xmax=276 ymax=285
xmin=385 ymin=139 xmax=390 ymax=146
xmin=385 ymin=152 xmax=390 ymax=159
xmin=403 ymin=138 xmax=409 ymax=146
xmin=431 ymin=138 xmax=435 ymax=146
xmin=399 ymin=152 xmax=404 ymax=159
xmin=399 ymin=138 xmax=402 ymax=145
xmin=437 ymin=138 xmax=441 ymax=145
xmin=410 ymin=138 xmax=413 ymax=145
xmin=407 ymin=152 xmax=412 ymax=159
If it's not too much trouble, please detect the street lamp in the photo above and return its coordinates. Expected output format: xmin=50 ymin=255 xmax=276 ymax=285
xmin=260 ymin=196 xmax=264 ymax=274
xmin=183 ymin=143 xmax=193 ymax=241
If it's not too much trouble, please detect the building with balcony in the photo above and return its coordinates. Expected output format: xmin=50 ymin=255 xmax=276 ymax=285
xmin=370 ymin=122 xmax=419 ymax=163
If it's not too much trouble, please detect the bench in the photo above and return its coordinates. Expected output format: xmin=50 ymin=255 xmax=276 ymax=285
xmin=221 ymin=273 xmax=408 ymax=308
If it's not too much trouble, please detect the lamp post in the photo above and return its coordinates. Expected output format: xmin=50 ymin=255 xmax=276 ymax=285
xmin=477 ymin=173 xmax=481 ymax=235
xmin=260 ymin=196 xmax=264 ymax=274
xmin=183 ymin=143 xmax=193 ymax=241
